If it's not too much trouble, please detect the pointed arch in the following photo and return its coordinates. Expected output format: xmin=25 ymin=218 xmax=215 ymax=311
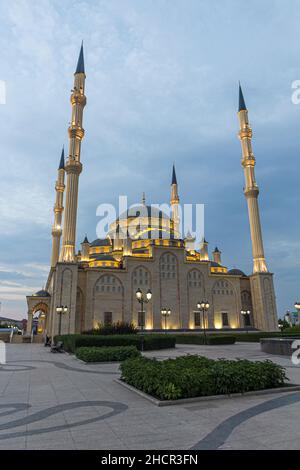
xmin=211 ymin=278 xmax=239 ymax=328
xmin=92 ymin=274 xmax=124 ymax=327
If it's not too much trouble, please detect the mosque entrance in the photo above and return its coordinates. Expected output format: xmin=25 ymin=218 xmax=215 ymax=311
xmin=31 ymin=303 xmax=48 ymax=336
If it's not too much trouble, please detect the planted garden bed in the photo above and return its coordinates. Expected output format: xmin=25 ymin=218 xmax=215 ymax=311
xmin=76 ymin=345 xmax=140 ymax=362
xmin=120 ymin=355 xmax=287 ymax=401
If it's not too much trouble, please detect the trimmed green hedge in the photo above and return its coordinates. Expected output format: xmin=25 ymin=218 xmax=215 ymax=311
xmin=76 ymin=345 xmax=140 ymax=362
xmin=54 ymin=333 xmax=176 ymax=353
xmin=176 ymin=334 xmax=236 ymax=345
xmin=83 ymin=322 xmax=138 ymax=336
xmin=120 ymin=355 xmax=287 ymax=400
xmin=284 ymin=326 xmax=300 ymax=334
xmin=233 ymin=332 xmax=300 ymax=342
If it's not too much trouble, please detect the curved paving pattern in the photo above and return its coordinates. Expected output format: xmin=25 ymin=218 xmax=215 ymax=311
xmin=191 ymin=391 xmax=300 ymax=450
xmin=2 ymin=343 xmax=300 ymax=449
xmin=5 ymin=360 xmax=118 ymax=375
xmin=0 ymin=403 xmax=29 ymax=418
xmin=0 ymin=364 xmax=36 ymax=372
xmin=0 ymin=401 xmax=128 ymax=441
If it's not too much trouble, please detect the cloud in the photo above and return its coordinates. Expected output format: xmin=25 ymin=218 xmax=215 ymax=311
xmin=0 ymin=0 xmax=299 ymax=318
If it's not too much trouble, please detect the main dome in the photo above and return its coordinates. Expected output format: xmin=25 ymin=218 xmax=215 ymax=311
xmin=109 ymin=203 xmax=177 ymax=241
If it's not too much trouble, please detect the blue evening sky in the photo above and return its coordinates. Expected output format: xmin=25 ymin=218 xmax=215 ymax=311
xmin=0 ymin=0 xmax=299 ymax=319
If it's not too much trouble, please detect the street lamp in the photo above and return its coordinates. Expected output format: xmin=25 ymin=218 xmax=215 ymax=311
xmin=278 ymin=321 xmax=284 ymax=332
xmin=241 ymin=309 xmax=251 ymax=334
xmin=135 ymin=288 xmax=152 ymax=351
xmin=196 ymin=300 xmax=210 ymax=345
xmin=56 ymin=305 xmax=68 ymax=336
xmin=161 ymin=308 xmax=171 ymax=332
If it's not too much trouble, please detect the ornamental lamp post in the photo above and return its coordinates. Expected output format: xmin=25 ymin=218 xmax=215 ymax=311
xmin=197 ymin=300 xmax=210 ymax=345
xmin=241 ymin=309 xmax=251 ymax=334
xmin=161 ymin=308 xmax=171 ymax=333
xmin=56 ymin=305 xmax=68 ymax=336
xmin=135 ymin=288 xmax=152 ymax=351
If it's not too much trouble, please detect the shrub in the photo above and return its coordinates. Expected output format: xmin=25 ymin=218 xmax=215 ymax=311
xmin=233 ymin=332 xmax=300 ymax=342
xmin=120 ymin=355 xmax=287 ymax=400
xmin=83 ymin=321 xmax=138 ymax=336
xmin=176 ymin=334 xmax=236 ymax=345
xmin=284 ymin=325 xmax=300 ymax=334
xmin=54 ymin=333 xmax=176 ymax=353
xmin=76 ymin=345 xmax=140 ymax=362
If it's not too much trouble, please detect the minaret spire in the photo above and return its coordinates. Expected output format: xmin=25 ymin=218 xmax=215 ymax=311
xmin=75 ymin=41 xmax=85 ymax=74
xmin=237 ymin=84 xmax=267 ymax=273
xmin=238 ymin=82 xmax=247 ymax=111
xmin=51 ymin=147 xmax=65 ymax=267
xmin=58 ymin=146 xmax=65 ymax=169
xmin=60 ymin=43 xmax=87 ymax=262
xmin=170 ymin=164 xmax=180 ymax=238
xmin=171 ymin=164 xmax=177 ymax=185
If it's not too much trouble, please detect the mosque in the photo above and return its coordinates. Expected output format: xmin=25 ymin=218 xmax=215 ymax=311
xmin=26 ymin=45 xmax=278 ymax=336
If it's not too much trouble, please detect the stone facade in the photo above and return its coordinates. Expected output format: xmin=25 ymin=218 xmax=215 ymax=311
xmin=41 ymin=244 xmax=257 ymax=337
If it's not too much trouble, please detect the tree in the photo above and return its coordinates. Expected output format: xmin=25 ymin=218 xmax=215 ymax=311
xmin=278 ymin=318 xmax=289 ymax=331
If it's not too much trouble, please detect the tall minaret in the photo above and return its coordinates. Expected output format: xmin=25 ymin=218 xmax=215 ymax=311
xmin=237 ymin=84 xmax=268 ymax=274
xmin=60 ymin=43 xmax=86 ymax=262
xmin=170 ymin=164 xmax=180 ymax=237
xmin=51 ymin=148 xmax=65 ymax=267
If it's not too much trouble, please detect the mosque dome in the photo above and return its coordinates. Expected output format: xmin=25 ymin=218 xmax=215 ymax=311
xmin=109 ymin=203 xmax=177 ymax=241
xmin=90 ymin=238 xmax=111 ymax=247
xmin=227 ymin=268 xmax=246 ymax=276
xmin=33 ymin=290 xmax=50 ymax=297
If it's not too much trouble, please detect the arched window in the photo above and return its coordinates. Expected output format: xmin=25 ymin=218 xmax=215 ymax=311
xmin=94 ymin=275 xmax=123 ymax=295
xmin=213 ymin=280 xmax=235 ymax=297
xmin=187 ymin=269 xmax=202 ymax=288
xmin=133 ymin=266 xmax=151 ymax=288
xmin=160 ymin=253 xmax=177 ymax=279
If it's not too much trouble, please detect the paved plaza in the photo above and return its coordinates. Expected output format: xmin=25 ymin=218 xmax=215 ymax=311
xmin=1 ymin=342 xmax=300 ymax=450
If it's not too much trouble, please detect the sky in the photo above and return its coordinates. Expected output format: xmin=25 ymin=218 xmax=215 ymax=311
xmin=0 ymin=0 xmax=299 ymax=320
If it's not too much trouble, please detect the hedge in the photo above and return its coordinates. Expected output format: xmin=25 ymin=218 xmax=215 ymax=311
xmin=233 ymin=332 xmax=300 ymax=342
xmin=54 ymin=333 xmax=176 ymax=353
xmin=284 ymin=326 xmax=300 ymax=334
xmin=120 ymin=355 xmax=287 ymax=400
xmin=76 ymin=345 xmax=140 ymax=362
xmin=83 ymin=322 xmax=138 ymax=336
xmin=176 ymin=334 xmax=236 ymax=345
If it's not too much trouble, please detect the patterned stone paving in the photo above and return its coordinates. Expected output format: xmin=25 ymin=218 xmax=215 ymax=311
xmin=0 ymin=343 xmax=300 ymax=449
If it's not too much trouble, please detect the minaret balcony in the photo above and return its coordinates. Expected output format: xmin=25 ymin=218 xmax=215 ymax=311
xmin=65 ymin=160 xmax=83 ymax=174
xmin=68 ymin=126 xmax=85 ymax=140
xmin=71 ymin=92 xmax=86 ymax=106
xmin=239 ymin=128 xmax=252 ymax=139
xmin=244 ymin=186 xmax=259 ymax=198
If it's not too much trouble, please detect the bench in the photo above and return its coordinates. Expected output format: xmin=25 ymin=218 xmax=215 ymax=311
xmin=50 ymin=341 xmax=64 ymax=353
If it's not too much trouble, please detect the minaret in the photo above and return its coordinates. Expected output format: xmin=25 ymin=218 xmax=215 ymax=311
xmin=60 ymin=43 xmax=86 ymax=262
xmin=51 ymin=148 xmax=65 ymax=267
xmin=184 ymin=230 xmax=196 ymax=252
xmin=113 ymin=225 xmax=124 ymax=254
xmin=213 ymin=247 xmax=221 ymax=264
xmin=199 ymin=237 xmax=209 ymax=261
xmin=237 ymin=84 xmax=268 ymax=274
xmin=170 ymin=164 xmax=180 ymax=237
xmin=80 ymin=235 xmax=90 ymax=261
